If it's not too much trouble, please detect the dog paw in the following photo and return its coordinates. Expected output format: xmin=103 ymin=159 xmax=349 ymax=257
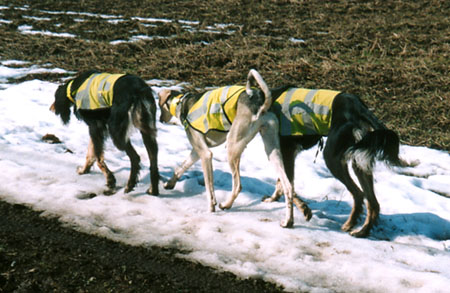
xmin=293 ymin=200 xmax=312 ymax=221
xmin=350 ymin=228 xmax=370 ymax=238
xmin=146 ymin=187 xmax=159 ymax=196
xmin=280 ymin=219 xmax=294 ymax=228
xmin=341 ymin=222 xmax=355 ymax=232
xmin=261 ymin=195 xmax=270 ymax=202
xmin=262 ymin=195 xmax=278 ymax=203
xmin=106 ymin=175 xmax=116 ymax=188
xmin=164 ymin=181 xmax=176 ymax=190
xmin=124 ymin=185 xmax=135 ymax=193
xmin=103 ymin=188 xmax=117 ymax=196
xmin=77 ymin=166 xmax=90 ymax=175
xmin=125 ymin=179 xmax=137 ymax=193
xmin=218 ymin=202 xmax=230 ymax=210
xmin=302 ymin=207 xmax=313 ymax=221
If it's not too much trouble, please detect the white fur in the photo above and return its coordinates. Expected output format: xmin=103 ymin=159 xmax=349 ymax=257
xmin=126 ymin=109 xmax=135 ymax=141
xmin=346 ymin=148 xmax=374 ymax=174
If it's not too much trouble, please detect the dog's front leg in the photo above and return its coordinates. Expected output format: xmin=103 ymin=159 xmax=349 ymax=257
xmin=219 ymin=135 xmax=248 ymax=210
xmin=77 ymin=139 xmax=96 ymax=175
xmin=96 ymin=155 xmax=116 ymax=195
xmin=78 ymin=138 xmax=116 ymax=195
xmin=199 ymin=149 xmax=216 ymax=212
xmin=165 ymin=149 xmax=200 ymax=189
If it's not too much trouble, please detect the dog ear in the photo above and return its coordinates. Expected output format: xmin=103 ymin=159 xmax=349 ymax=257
xmin=49 ymin=102 xmax=56 ymax=112
xmin=158 ymin=89 xmax=172 ymax=107
xmin=53 ymin=84 xmax=72 ymax=124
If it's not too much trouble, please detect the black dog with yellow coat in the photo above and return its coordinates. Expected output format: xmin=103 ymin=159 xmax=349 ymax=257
xmin=265 ymin=84 xmax=412 ymax=237
xmin=50 ymin=70 xmax=159 ymax=196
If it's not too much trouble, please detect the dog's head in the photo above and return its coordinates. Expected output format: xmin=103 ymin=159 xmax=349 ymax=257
xmin=50 ymin=82 xmax=73 ymax=125
xmin=158 ymin=89 xmax=184 ymax=123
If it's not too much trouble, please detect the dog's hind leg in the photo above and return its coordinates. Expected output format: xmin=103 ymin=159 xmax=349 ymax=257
xmin=133 ymin=93 xmax=160 ymax=195
xmin=219 ymin=112 xmax=263 ymax=212
xmin=263 ymin=143 xmax=294 ymax=227
xmin=165 ymin=149 xmax=200 ymax=190
xmin=77 ymin=139 xmax=96 ymax=175
xmin=219 ymin=135 xmax=248 ymax=211
xmin=263 ymin=142 xmax=296 ymax=203
xmin=324 ymin=124 xmax=365 ymax=233
xmin=326 ymin=157 xmax=364 ymax=232
xmin=140 ymin=131 xmax=159 ymax=195
xmin=259 ymin=114 xmax=294 ymax=228
xmin=351 ymin=164 xmax=379 ymax=238
xmin=108 ymin=109 xmax=141 ymax=194
xmin=123 ymin=141 xmax=141 ymax=193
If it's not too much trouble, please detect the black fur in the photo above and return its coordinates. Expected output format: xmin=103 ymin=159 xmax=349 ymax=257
xmin=271 ymin=88 xmax=404 ymax=237
xmin=52 ymin=70 xmax=159 ymax=195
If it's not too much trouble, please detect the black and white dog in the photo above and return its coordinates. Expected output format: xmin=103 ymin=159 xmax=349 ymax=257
xmin=50 ymin=70 xmax=159 ymax=195
xmin=262 ymin=84 xmax=413 ymax=237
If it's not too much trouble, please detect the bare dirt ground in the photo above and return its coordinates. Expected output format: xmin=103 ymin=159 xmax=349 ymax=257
xmin=0 ymin=201 xmax=283 ymax=292
xmin=0 ymin=0 xmax=449 ymax=291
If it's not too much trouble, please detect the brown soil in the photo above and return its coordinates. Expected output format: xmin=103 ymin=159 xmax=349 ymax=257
xmin=0 ymin=0 xmax=448 ymax=291
xmin=0 ymin=201 xmax=283 ymax=292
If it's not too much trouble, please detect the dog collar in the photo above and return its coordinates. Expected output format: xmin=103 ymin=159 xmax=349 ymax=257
xmin=169 ymin=94 xmax=184 ymax=117
xmin=66 ymin=80 xmax=75 ymax=103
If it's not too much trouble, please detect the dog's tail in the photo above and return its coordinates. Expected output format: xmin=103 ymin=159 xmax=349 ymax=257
xmin=347 ymin=128 xmax=413 ymax=173
xmin=246 ymin=69 xmax=272 ymax=119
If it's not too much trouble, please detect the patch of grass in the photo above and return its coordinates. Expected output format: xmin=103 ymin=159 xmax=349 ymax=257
xmin=0 ymin=0 xmax=448 ymax=150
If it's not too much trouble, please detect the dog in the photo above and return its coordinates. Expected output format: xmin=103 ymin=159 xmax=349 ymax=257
xmin=259 ymin=83 xmax=413 ymax=237
xmin=158 ymin=69 xmax=312 ymax=228
xmin=50 ymin=70 xmax=159 ymax=196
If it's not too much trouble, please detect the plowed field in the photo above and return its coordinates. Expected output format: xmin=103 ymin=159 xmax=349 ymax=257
xmin=0 ymin=0 xmax=448 ymax=291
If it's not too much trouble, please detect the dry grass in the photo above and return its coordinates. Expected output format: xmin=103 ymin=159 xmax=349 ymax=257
xmin=1 ymin=0 xmax=448 ymax=150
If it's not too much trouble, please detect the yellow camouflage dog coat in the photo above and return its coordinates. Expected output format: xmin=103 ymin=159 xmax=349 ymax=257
xmin=272 ymin=88 xmax=340 ymax=136
xmin=66 ymin=73 xmax=125 ymax=110
xmin=186 ymin=85 xmax=246 ymax=133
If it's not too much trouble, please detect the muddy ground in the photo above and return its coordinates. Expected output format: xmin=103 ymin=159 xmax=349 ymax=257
xmin=0 ymin=200 xmax=283 ymax=292
xmin=0 ymin=0 xmax=449 ymax=291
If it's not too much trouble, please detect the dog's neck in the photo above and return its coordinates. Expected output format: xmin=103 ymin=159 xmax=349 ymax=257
xmin=66 ymin=80 xmax=75 ymax=103
xmin=169 ymin=94 xmax=186 ymax=118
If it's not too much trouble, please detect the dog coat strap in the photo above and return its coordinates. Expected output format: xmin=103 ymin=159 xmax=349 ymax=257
xmin=169 ymin=94 xmax=184 ymax=117
xmin=314 ymin=137 xmax=324 ymax=163
xmin=221 ymin=86 xmax=246 ymax=125
xmin=66 ymin=80 xmax=75 ymax=103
